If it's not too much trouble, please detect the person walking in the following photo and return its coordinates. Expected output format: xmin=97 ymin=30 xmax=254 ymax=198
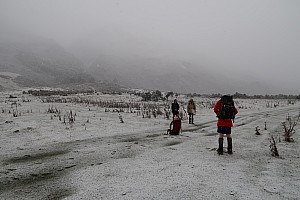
xmin=171 ymin=99 xmax=179 ymax=120
xmin=214 ymin=95 xmax=238 ymax=155
xmin=187 ymin=99 xmax=196 ymax=124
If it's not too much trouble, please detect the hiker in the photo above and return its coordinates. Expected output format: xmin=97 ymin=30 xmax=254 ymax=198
xmin=171 ymin=99 xmax=179 ymax=120
xmin=167 ymin=114 xmax=181 ymax=135
xmin=187 ymin=99 xmax=196 ymax=124
xmin=214 ymin=95 xmax=238 ymax=155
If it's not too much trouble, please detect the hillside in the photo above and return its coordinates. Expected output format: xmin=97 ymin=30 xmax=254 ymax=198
xmin=68 ymin=28 xmax=280 ymax=95
xmin=0 ymin=30 xmax=282 ymax=95
xmin=0 ymin=31 xmax=115 ymax=92
xmin=84 ymin=55 xmax=277 ymax=95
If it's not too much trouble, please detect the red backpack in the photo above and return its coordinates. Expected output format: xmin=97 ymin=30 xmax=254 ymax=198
xmin=167 ymin=116 xmax=181 ymax=135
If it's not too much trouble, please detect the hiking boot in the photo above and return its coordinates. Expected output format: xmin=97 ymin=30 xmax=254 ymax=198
xmin=217 ymin=148 xmax=223 ymax=155
xmin=227 ymin=138 xmax=233 ymax=154
xmin=218 ymin=138 xmax=223 ymax=155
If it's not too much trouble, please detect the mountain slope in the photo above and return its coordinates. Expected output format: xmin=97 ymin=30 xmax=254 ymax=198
xmin=0 ymin=29 xmax=282 ymax=94
xmin=86 ymin=55 xmax=277 ymax=95
xmin=0 ymin=31 xmax=95 ymax=90
xmin=68 ymin=28 xmax=282 ymax=95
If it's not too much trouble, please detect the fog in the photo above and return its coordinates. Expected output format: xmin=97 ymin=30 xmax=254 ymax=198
xmin=1 ymin=0 xmax=300 ymax=93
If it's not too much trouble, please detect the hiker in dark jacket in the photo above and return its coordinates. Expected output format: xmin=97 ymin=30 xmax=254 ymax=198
xmin=214 ymin=95 xmax=238 ymax=155
xmin=171 ymin=99 xmax=179 ymax=120
xmin=187 ymin=99 xmax=196 ymax=124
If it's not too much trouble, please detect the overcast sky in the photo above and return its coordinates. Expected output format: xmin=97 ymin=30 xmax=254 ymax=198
xmin=1 ymin=0 xmax=300 ymax=92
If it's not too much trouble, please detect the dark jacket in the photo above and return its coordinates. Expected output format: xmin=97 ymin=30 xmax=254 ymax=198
xmin=171 ymin=100 xmax=179 ymax=115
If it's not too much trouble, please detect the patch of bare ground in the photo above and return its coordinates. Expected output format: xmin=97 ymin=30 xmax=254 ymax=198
xmin=4 ymin=150 xmax=70 ymax=164
xmin=163 ymin=140 xmax=182 ymax=147
xmin=45 ymin=188 xmax=75 ymax=200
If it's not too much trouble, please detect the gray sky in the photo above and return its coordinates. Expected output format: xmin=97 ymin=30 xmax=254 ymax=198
xmin=1 ymin=0 xmax=300 ymax=92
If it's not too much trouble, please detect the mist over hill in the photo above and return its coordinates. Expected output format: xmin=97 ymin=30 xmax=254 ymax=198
xmin=0 ymin=30 xmax=291 ymax=95
xmin=68 ymin=29 xmax=281 ymax=95
xmin=0 ymin=31 xmax=120 ymax=92
xmin=1 ymin=1 xmax=299 ymax=95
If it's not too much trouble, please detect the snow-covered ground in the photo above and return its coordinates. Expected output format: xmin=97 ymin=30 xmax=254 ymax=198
xmin=0 ymin=92 xmax=299 ymax=200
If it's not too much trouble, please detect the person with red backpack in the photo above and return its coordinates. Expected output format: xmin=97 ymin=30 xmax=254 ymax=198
xmin=214 ymin=95 xmax=238 ymax=155
xmin=167 ymin=114 xmax=182 ymax=135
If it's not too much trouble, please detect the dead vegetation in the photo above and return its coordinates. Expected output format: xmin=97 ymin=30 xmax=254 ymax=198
xmin=269 ymin=135 xmax=279 ymax=157
xmin=268 ymin=113 xmax=298 ymax=157
xmin=255 ymin=126 xmax=260 ymax=135
xmin=282 ymin=117 xmax=297 ymax=142
xmin=41 ymin=95 xmax=172 ymax=119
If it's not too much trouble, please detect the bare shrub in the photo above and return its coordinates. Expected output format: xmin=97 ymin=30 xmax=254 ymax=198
xmin=282 ymin=118 xmax=297 ymax=142
xmin=269 ymin=135 xmax=279 ymax=157
xmin=47 ymin=106 xmax=61 ymax=114
xmin=12 ymin=110 xmax=18 ymax=117
xmin=119 ymin=114 xmax=124 ymax=123
xmin=286 ymin=113 xmax=291 ymax=121
xmin=165 ymin=109 xmax=170 ymax=119
xmin=264 ymin=121 xmax=267 ymax=130
xmin=255 ymin=126 xmax=260 ymax=135
xmin=156 ymin=107 xmax=163 ymax=115
xmin=179 ymin=111 xmax=183 ymax=119
xmin=66 ymin=110 xmax=75 ymax=124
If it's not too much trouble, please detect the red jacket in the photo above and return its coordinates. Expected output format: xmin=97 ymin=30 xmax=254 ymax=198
xmin=214 ymin=100 xmax=238 ymax=127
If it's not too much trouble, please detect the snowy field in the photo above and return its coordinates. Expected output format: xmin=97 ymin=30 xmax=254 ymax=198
xmin=0 ymin=91 xmax=300 ymax=200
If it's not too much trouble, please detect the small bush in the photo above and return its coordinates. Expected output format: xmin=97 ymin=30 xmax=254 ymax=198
xmin=282 ymin=118 xmax=297 ymax=142
xmin=269 ymin=135 xmax=279 ymax=157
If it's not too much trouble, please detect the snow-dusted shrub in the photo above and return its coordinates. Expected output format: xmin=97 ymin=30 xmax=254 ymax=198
xmin=47 ymin=106 xmax=60 ymax=114
xmin=152 ymin=110 xmax=157 ymax=118
xmin=165 ymin=109 xmax=170 ymax=119
xmin=156 ymin=107 xmax=163 ymax=115
xmin=282 ymin=118 xmax=297 ymax=142
xmin=255 ymin=126 xmax=260 ymax=135
xmin=66 ymin=110 xmax=75 ymax=124
xmin=264 ymin=122 xmax=267 ymax=130
xmin=269 ymin=135 xmax=279 ymax=157
xmin=119 ymin=114 xmax=124 ymax=123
